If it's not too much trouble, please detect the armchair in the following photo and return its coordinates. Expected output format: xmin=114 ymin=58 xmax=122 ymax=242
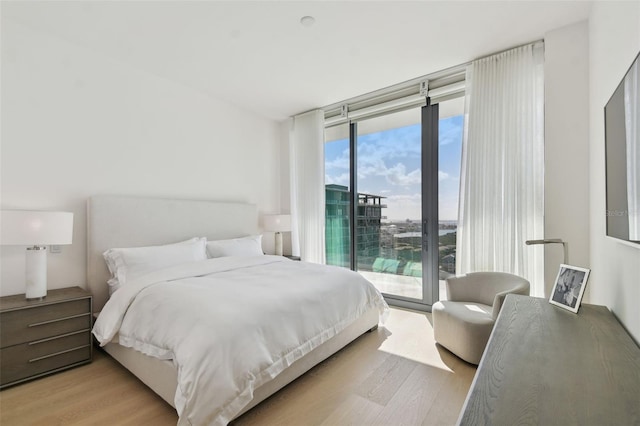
xmin=432 ymin=272 xmax=530 ymax=365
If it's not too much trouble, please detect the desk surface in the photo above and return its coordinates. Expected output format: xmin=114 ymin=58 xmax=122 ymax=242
xmin=458 ymin=295 xmax=640 ymax=425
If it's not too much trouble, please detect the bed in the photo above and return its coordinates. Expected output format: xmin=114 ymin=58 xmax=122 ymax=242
xmin=87 ymin=195 xmax=387 ymax=425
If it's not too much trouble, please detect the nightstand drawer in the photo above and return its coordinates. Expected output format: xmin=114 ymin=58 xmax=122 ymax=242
xmin=0 ymin=299 xmax=91 ymax=348
xmin=0 ymin=330 xmax=91 ymax=386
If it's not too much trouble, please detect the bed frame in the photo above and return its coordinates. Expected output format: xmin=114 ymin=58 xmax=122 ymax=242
xmin=87 ymin=195 xmax=379 ymax=418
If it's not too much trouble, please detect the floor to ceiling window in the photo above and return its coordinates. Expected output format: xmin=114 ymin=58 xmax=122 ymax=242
xmin=324 ymin=92 xmax=464 ymax=310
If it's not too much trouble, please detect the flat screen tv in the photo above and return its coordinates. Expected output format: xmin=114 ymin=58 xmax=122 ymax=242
xmin=604 ymin=50 xmax=640 ymax=245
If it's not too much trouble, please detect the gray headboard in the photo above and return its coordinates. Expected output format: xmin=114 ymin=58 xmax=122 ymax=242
xmin=87 ymin=195 xmax=258 ymax=311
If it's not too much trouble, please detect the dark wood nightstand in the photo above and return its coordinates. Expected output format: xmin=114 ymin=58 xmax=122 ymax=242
xmin=0 ymin=287 xmax=92 ymax=389
xmin=284 ymin=255 xmax=301 ymax=261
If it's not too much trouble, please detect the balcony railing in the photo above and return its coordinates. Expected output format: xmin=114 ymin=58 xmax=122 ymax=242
xmin=358 ymin=202 xmax=388 ymax=208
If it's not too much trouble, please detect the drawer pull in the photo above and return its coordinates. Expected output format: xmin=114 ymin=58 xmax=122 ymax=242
xmin=28 ymin=329 xmax=91 ymax=346
xmin=28 ymin=345 xmax=90 ymax=363
xmin=28 ymin=313 xmax=90 ymax=327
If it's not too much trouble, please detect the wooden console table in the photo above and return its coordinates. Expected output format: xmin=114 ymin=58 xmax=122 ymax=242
xmin=458 ymin=294 xmax=640 ymax=425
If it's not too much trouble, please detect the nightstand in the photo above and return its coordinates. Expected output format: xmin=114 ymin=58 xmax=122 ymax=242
xmin=0 ymin=287 xmax=92 ymax=389
xmin=284 ymin=255 xmax=301 ymax=261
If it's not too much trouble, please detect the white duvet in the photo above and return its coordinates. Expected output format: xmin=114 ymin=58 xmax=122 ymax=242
xmin=93 ymin=255 xmax=388 ymax=426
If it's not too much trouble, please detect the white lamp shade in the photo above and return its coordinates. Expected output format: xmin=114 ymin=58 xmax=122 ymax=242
xmin=264 ymin=214 xmax=291 ymax=232
xmin=1 ymin=210 xmax=74 ymax=246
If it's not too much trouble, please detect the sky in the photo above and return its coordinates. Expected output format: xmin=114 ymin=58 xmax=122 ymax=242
xmin=325 ymin=115 xmax=463 ymax=222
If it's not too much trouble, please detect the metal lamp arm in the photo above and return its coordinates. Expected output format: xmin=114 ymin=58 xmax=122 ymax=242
xmin=525 ymin=239 xmax=568 ymax=264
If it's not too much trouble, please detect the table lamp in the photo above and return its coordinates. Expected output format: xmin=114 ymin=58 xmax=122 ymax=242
xmin=1 ymin=210 xmax=74 ymax=300
xmin=264 ymin=214 xmax=291 ymax=256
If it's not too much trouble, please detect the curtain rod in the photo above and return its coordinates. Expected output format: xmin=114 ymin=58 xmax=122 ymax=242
xmin=292 ymin=39 xmax=544 ymax=119
xmin=473 ymin=39 xmax=544 ymax=63
xmin=321 ymin=62 xmax=467 ymax=114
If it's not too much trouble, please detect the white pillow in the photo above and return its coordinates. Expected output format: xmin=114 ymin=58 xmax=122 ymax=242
xmin=104 ymin=237 xmax=207 ymax=294
xmin=206 ymin=235 xmax=263 ymax=258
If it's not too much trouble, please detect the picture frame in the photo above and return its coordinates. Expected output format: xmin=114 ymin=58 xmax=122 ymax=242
xmin=549 ymin=264 xmax=591 ymax=313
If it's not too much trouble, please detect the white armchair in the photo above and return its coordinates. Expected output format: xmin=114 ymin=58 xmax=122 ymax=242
xmin=432 ymin=272 xmax=530 ymax=365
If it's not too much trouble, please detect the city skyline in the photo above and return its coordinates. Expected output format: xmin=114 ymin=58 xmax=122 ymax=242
xmin=325 ymin=114 xmax=464 ymax=221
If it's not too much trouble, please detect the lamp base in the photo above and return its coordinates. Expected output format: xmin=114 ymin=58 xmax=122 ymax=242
xmin=26 ymin=246 xmax=47 ymax=300
xmin=274 ymin=232 xmax=283 ymax=256
xmin=26 ymin=296 xmax=46 ymax=301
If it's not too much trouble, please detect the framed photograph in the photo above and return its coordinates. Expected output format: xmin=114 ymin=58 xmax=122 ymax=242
xmin=549 ymin=264 xmax=591 ymax=313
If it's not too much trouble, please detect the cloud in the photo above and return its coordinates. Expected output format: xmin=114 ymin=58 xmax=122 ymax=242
xmin=387 ymin=193 xmax=422 ymax=202
xmin=326 ymin=126 xmax=421 ymax=181
xmin=384 ymin=193 xmax=422 ymax=221
xmin=380 ymin=192 xmax=459 ymax=222
xmin=325 ymin=121 xmax=462 ymax=194
xmin=327 ymin=154 xmax=452 ymax=192
xmin=325 ymin=172 xmax=350 ymax=186
xmin=357 ymin=157 xmax=388 ymax=179
xmin=325 ymin=147 xmax=350 ymax=170
xmin=385 ymin=163 xmax=421 ymax=186
xmin=358 ymin=132 xmax=421 ymax=164
xmin=439 ymin=116 xmax=464 ymax=146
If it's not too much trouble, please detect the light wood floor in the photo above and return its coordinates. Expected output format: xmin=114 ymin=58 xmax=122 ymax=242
xmin=0 ymin=308 xmax=476 ymax=426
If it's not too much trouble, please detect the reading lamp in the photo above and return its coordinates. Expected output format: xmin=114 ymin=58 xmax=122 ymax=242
xmin=525 ymin=238 xmax=568 ymax=264
xmin=264 ymin=214 xmax=291 ymax=256
xmin=1 ymin=210 xmax=74 ymax=300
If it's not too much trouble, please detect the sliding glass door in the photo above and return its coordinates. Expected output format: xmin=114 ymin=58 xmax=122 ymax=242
xmin=325 ymin=97 xmax=464 ymax=310
xmin=355 ymin=108 xmax=425 ymax=301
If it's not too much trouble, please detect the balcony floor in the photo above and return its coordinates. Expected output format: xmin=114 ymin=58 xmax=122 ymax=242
xmin=359 ymin=270 xmax=448 ymax=302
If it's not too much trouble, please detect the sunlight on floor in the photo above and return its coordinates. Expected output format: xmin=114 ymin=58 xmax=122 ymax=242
xmin=377 ymin=307 xmax=457 ymax=372
xmin=234 ymin=305 xmax=476 ymax=426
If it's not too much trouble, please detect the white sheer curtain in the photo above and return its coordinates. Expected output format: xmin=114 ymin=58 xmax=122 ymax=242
xmin=624 ymin=58 xmax=640 ymax=241
xmin=289 ymin=110 xmax=326 ymax=263
xmin=456 ymin=42 xmax=545 ymax=296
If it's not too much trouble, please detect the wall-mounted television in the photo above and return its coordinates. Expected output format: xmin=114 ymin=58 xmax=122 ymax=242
xmin=604 ymin=50 xmax=640 ymax=245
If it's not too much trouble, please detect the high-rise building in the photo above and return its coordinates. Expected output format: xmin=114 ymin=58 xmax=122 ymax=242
xmin=325 ymin=184 xmax=387 ymax=269
xmin=325 ymin=184 xmax=350 ymax=267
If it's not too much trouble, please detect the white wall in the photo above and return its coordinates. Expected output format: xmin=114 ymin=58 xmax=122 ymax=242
xmin=0 ymin=20 xmax=283 ymax=296
xmin=589 ymin=2 xmax=640 ymax=343
xmin=543 ymin=21 xmax=591 ymax=298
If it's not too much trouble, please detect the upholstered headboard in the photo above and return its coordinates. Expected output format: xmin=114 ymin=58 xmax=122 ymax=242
xmin=87 ymin=195 xmax=258 ymax=311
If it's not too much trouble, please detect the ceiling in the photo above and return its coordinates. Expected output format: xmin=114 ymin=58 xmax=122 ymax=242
xmin=2 ymin=1 xmax=592 ymax=121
